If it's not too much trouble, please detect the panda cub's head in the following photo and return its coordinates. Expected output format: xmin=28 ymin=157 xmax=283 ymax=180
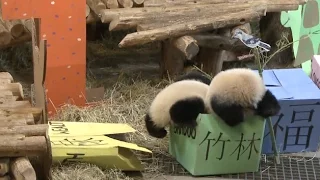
xmin=206 ymin=68 xmax=281 ymax=127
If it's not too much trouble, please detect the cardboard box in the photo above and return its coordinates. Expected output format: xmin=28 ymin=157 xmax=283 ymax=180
xmin=311 ymin=55 xmax=320 ymax=88
xmin=260 ymin=68 xmax=320 ymax=154
xmin=169 ymin=114 xmax=265 ymax=176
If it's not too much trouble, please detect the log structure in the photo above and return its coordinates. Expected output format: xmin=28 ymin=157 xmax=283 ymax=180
xmin=0 ymin=17 xmax=31 ymax=49
xmin=0 ymin=72 xmax=52 ymax=180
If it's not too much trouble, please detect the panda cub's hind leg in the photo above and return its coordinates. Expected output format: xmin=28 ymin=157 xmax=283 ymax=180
xmin=210 ymin=97 xmax=245 ymax=127
xmin=145 ymin=113 xmax=168 ymax=138
xmin=169 ymin=97 xmax=205 ymax=127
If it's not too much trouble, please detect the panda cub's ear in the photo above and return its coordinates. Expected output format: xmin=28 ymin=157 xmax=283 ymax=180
xmin=256 ymin=89 xmax=281 ymax=118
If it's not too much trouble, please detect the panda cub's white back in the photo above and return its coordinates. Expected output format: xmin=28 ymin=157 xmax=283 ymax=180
xmin=145 ymin=79 xmax=209 ymax=138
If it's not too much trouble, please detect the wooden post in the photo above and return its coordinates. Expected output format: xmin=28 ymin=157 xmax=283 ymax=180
xmin=1 ymin=0 xmax=87 ymax=117
xmin=194 ymin=28 xmax=236 ymax=76
xmin=10 ymin=157 xmax=36 ymax=180
xmin=259 ymin=12 xmax=294 ymax=68
xmin=160 ymin=39 xmax=185 ymax=78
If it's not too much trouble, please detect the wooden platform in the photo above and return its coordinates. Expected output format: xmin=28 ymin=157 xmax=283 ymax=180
xmin=0 ymin=72 xmax=52 ymax=180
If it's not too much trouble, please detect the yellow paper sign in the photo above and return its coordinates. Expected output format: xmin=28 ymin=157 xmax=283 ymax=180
xmin=48 ymin=121 xmax=136 ymax=136
xmin=50 ymin=135 xmax=152 ymax=171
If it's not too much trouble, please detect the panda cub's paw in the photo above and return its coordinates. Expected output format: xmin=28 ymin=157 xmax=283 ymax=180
xmin=144 ymin=113 xmax=168 ymax=139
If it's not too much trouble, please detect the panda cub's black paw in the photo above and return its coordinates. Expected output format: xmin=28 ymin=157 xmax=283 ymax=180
xmin=148 ymin=128 xmax=168 ymax=139
xmin=169 ymin=97 xmax=205 ymax=128
xmin=144 ymin=113 xmax=168 ymax=139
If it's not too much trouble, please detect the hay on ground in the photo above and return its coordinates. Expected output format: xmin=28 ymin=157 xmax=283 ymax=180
xmin=50 ymin=76 xmax=188 ymax=180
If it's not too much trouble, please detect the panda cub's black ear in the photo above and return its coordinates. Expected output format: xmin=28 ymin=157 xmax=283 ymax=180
xmin=256 ymin=89 xmax=281 ymax=118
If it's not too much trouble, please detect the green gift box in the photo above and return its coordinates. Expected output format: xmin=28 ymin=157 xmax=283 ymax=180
xmin=169 ymin=113 xmax=266 ymax=176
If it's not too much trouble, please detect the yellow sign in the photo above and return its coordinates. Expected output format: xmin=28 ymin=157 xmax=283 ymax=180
xmin=51 ymin=135 xmax=152 ymax=171
xmin=48 ymin=121 xmax=136 ymax=136
xmin=48 ymin=121 xmax=152 ymax=171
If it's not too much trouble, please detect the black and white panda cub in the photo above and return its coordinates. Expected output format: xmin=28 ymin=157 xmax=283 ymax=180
xmin=206 ymin=68 xmax=281 ymax=127
xmin=145 ymin=79 xmax=209 ymax=138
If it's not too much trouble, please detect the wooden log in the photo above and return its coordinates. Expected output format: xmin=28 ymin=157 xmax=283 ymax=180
xmin=173 ymin=36 xmax=199 ymax=60
xmin=0 ymin=83 xmax=24 ymax=100
xmin=86 ymin=12 xmax=99 ymax=24
xmin=2 ymin=20 xmax=25 ymax=38
xmin=231 ymin=23 xmax=252 ymax=35
xmin=10 ymin=157 xmax=36 ymax=180
xmin=0 ymin=22 xmax=12 ymax=45
xmin=0 ymin=33 xmax=31 ymax=49
xmin=0 ymin=108 xmax=42 ymax=122
xmin=192 ymin=34 xmax=248 ymax=51
xmin=0 ymin=114 xmax=34 ymax=125
xmin=160 ymin=40 xmax=185 ymax=78
xmin=23 ymin=19 xmax=33 ymax=34
xmin=86 ymin=4 xmax=91 ymax=18
xmin=102 ymin=0 xmax=302 ymax=24
xmin=0 ymin=119 xmax=33 ymax=127
xmin=259 ymin=12 xmax=294 ymax=67
xmin=102 ymin=0 xmax=119 ymax=9
xmin=0 ymin=158 xmax=9 ymax=176
xmin=108 ymin=4 xmax=229 ymax=31
xmin=0 ymin=134 xmax=26 ymax=141
xmin=100 ymin=4 xmax=198 ymax=23
xmin=144 ymin=0 xmax=247 ymax=7
xmin=194 ymin=28 xmax=235 ymax=76
xmin=0 ymin=79 xmax=11 ymax=85
xmin=145 ymin=0 xmax=305 ymax=8
xmin=0 ymin=91 xmax=15 ymax=104
xmin=266 ymin=0 xmax=304 ymax=12
xmin=0 ymin=72 xmax=13 ymax=81
xmin=103 ymin=2 xmax=255 ymax=24
xmin=0 ymin=119 xmax=30 ymax=126
xmin=117 ymin=0 xmax=133 ymax=8
xmin=0 ymin=124 xmax=48 ymax=137
xmin=133 ymin=0 xmax=144 ymax=6
xmin=86 ymin=0 xmax=106 ymax=15
xmin=0 ymin=175 xmax=10 ymax=180
xmin=0 ymin=101 xmax=31 ymax=109
xmin=110 ymin=3 xmax=267 ymax=32
xmin=119 ymin=9 xmax=262 ymax=47
xmin=0 ymin=96 xmax=20 ymax=104
xmin=0 ymin=136 xmax=47 ymax=157
xmin=0 ymin=91 xmax=13 ymax=97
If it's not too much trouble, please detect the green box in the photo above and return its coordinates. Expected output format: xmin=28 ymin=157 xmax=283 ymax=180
xmin=168 ymin=113 xmax=266 ymax=176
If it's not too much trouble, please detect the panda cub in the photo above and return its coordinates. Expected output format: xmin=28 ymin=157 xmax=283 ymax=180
xmin=206 ymin=68 xmax=281 ymax=127
xmin=145 ymin=79 xmax=209 ymax=138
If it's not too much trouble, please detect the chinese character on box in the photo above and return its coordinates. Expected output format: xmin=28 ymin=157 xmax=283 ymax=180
xmin=311 ymin=55 xmax=320 ymax=88
xmin=260 ymin=68 xmax=320 ymax=154
xmin=169 ymin=114 xmax=265 ymax=176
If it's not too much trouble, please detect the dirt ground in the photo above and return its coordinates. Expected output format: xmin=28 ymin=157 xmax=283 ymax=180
xmin=0 ymin=26 xmax=296 ymax=180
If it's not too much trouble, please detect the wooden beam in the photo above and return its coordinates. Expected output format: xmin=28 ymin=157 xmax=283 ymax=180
xmin=173 ymin=36 xmax=199 ymax=60
xmin=118 ymin=9 xmax=262 ymax=47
